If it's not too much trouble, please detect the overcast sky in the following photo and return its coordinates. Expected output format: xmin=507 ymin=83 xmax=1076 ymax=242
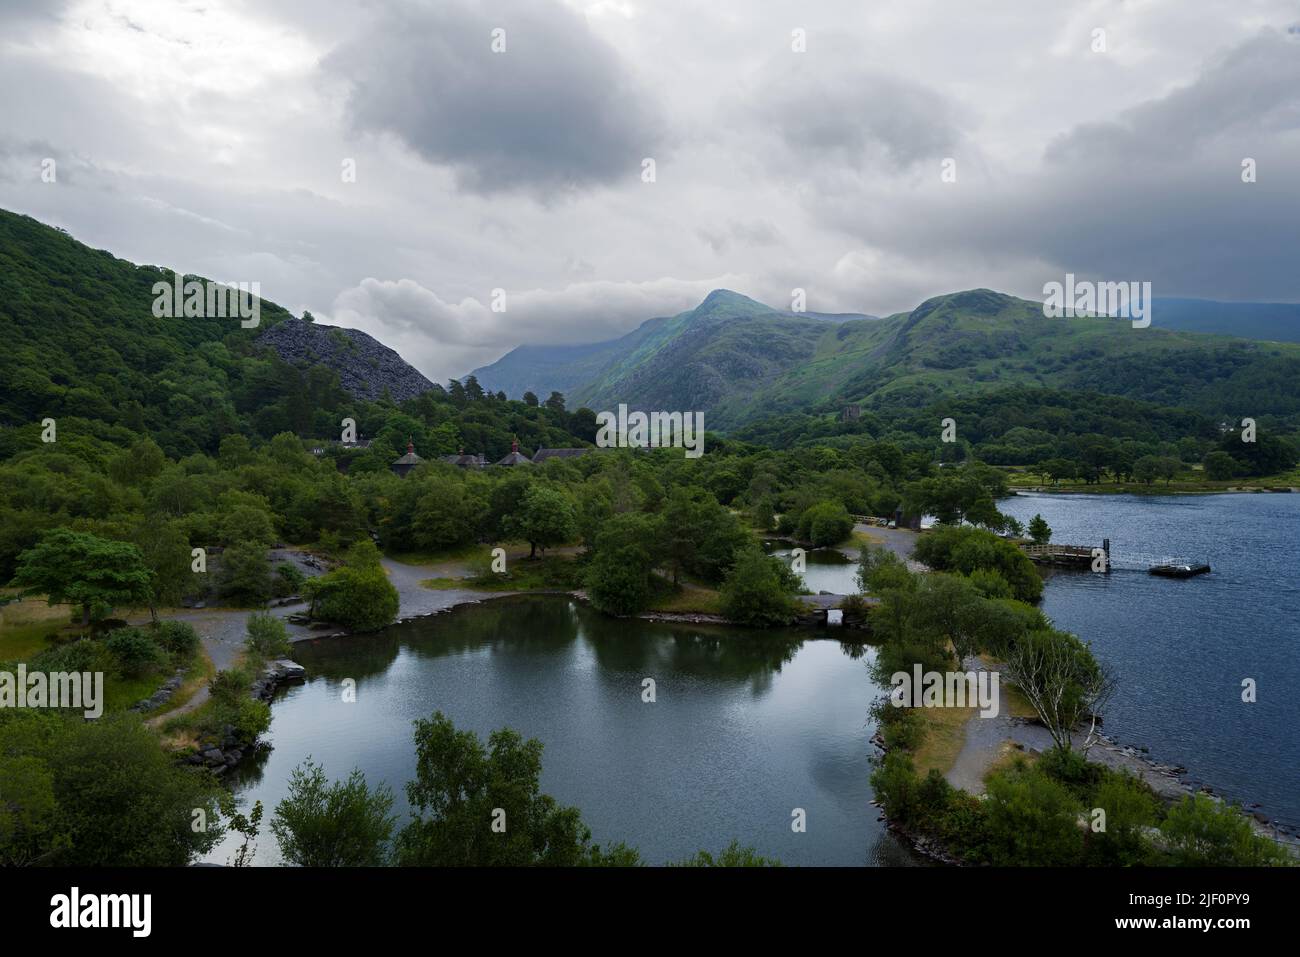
xmin=2 ymin=0 xmax=1298 ymax=381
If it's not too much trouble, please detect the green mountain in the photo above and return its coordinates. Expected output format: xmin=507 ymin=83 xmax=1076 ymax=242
xmin=470 ymin=290 xmax=876 ymax=410
xmin=475 ymin=287 xmax=1300 ymax=430
xmin=0 ymin=208 xmax=581 ymax=462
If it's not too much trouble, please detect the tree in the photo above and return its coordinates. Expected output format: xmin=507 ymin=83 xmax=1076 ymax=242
xmin=1027 ymin=513 xmax=1051 ymax=545
xmin=219 ymin=540 xmax=273 ymax=605
xmin=302 ymin=540 xmax=395 ymax=631
xmin=396 ymin=712 xmax=634 ymax=866
xmin=10 ymin=529 xmax=153 ymax=626
xmin=797 ymin=500 xmax=854 ymax=547
xmin=720 ymin=547 xmax=800 ymax=627
xmin=131 ymin=518 xmax=194 ymax=620
xmin=1132 ymin=455 xmax=1160 ymax=486
xmin=522 ymin=391 xmax=539 ymax=407
xmin=1002 ymin=628 xmax=1114 ymax=755
xmin=271 ymin=759 xmax=396 ymax=866
xmin=585 ymin=513 xmax=658 ymax=616
xmin=672 ymin=840 xmax=781 ymax=867
xmin=0 ymin=711 xmax=223 ymax=866
xmin=1159 ymin=794 xmax=1290 ymax=867
xmin=507 ymin=485 xmax=577 ymax=559
xmin=1203 ymin=450 xmax=1236 ymax=481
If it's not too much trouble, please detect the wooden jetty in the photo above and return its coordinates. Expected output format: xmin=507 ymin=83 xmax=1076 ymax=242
xmin=1018 ymin=538 xmax=1110 ymax=571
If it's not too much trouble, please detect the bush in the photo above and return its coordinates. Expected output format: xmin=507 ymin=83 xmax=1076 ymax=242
xmin=104 ymin=628 xmax=167 ymax=678
xmin=305 ymin=565 xmax=399 ymax=632
xmin=797 ymin=501 xmax=854 ymax=547
xmin=720 ymin=547 xmax=800 ymax=627
xmin=273 ymin=562 xmax=307 ymax=598
xmin=28 ymin=638 xmax=115 ymax=677
xmin=153 ymin=620 xmax=200 ymax=660
xmin=1159 ymin=794 xmax=1291 ymax=867
xmin=245 ymin=612 xmax=292 ymax=659
xmin=271 ymin=759 xmax=397 ymax=866
xmin=208 ymin=669 xmax=250 ymax=708
xmin=983 ymin=760 xmax=1084 ymax=865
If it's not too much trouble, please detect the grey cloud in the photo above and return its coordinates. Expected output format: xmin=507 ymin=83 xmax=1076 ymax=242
xmin=326 ymin=0 xmax=665 ymax=195
xmin=752 ymin=52 xmax=963 ymax=172
xmin=1046 ymin=29 xmax=1300 ymax=164
xmin=816 ymin=29 xmax=1300 ymax=306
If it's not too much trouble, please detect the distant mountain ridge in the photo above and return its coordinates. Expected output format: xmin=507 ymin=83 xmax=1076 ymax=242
xmin=470 ymin=287 xmax=1300 ymax=429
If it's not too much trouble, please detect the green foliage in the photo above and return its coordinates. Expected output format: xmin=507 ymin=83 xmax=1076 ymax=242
xmin=245 ymin=611 xmax=292 ymax=659
xmin=983 ymin=759 xmax=1085 ymax=865
xmin=797 ymin=500 xmax=854 ymax=546
xmin=218 ymin=541 xmax=273 ymax=605
xmin=1159 ymin=794 xmax=1291 ymax=867
xmin=913 ymin=525 xmax=1043 ymax=603
xmin=719 ymin=546 xmax=800 ymax=627
xmin=672 ymin=840 xmax=782 ymax=867
xmin=585 ymin=512 xmax=659 ymax=617
xmin=1027 ymin=513 xmax=1051 ymax=544
xmin=10 ymin=528 xmax=152 ymax=625
xmin=506 ymin=484 xmax=577 ymax=558
xmin=0 ymin=710 xmax=222 ymax=866
xmin=270 ymin=758 xmax=396 ymax=866
xmin=152 ymin=620 xmax=200 ymax=659
xmin=103 ymin=627 xmax=167 ymax=679
xmin=397 ymin=711 xmax=634 ymax=866
xmin=303 ymin=545 xmax=398 ymax=632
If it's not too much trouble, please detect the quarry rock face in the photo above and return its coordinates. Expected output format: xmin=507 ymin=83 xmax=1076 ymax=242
xmin=257 ymin=318 xmax=437 ymax=403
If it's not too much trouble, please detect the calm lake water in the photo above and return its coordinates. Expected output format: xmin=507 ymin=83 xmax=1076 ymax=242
xmin=768 ymin=545 xmax=860 ymax=595
xmin=1002 ymin=491 xmax=1300 ymax=827
xmin=207 ymin=597 xmax=919 ymax=866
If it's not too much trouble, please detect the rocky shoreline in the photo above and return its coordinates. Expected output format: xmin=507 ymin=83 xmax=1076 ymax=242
xmin=184 ymin=658 xmax=305 ymax=775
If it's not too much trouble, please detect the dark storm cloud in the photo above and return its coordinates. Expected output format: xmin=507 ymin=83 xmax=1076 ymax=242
xmin=819 ymin=28 xmax=1300 ymax=305
xmin=326 ymin=0 xmax=665 ymax=195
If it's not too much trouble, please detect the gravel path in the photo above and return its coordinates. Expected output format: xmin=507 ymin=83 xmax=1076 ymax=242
xmin=144 ymin=550 xmax=507 ymax=725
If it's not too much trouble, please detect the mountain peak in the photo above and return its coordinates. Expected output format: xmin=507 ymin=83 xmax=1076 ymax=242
xmin=692 ymin=288 xmax=775 ymax=316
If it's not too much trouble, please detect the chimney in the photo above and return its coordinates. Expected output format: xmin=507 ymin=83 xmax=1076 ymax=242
xmin=511 ymin=437 xmax=519 ymax=454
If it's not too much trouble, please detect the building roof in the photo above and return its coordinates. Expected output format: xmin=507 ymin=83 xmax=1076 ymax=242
xmin=392 ymin=439 xmax=423 ymax=467
xmin=441 ymin=449 xmax=486 ymax=467
xmin=531 ymin=447 xmax=593 ymax=463
xmin=495 ymin=438 xmax=533 ymax=466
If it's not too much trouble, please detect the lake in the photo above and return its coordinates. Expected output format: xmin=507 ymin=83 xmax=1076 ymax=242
xmin=1001 ymin=491 xmax=1300 ymax=827
xmin=206 ymin=596 xmax=919 ymax=866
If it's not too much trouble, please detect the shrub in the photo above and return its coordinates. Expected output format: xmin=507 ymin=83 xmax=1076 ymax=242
xmin=153 ymin=620 xmax=200 ymax=660
xmin=720 ymin=547 xmax=800 ymax=627
xmin=104 ymin=628 xmax=167 ymax=678
xmin=797 ymin=501 xmax=854 ymax=547
xmin=245 ymin=612 xmax=292 ymax=659
xmin=305 ymin=565 xmax=399 ymax=632
xmin=273 ymin=562 xmax=307 ymax=598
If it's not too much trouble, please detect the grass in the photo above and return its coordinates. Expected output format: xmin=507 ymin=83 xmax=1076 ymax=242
xmin=0 ymin=597 xmax=76 ymax=660
xmin=645 ymin=582 xmax=724 ymax=615
xmin=911 ymin=705 xmax=978 ymax=777
xmin=1005 ymin=464 xmax=1300 ymax=494
xmin=421 ymin=553 xmax=584 ymax=592
xmin=143 ymin=651 xmax=215 ymax=721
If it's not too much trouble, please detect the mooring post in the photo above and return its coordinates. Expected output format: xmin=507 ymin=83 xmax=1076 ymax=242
xmin=1103 ymin=538 xmax=1111 ymax=572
